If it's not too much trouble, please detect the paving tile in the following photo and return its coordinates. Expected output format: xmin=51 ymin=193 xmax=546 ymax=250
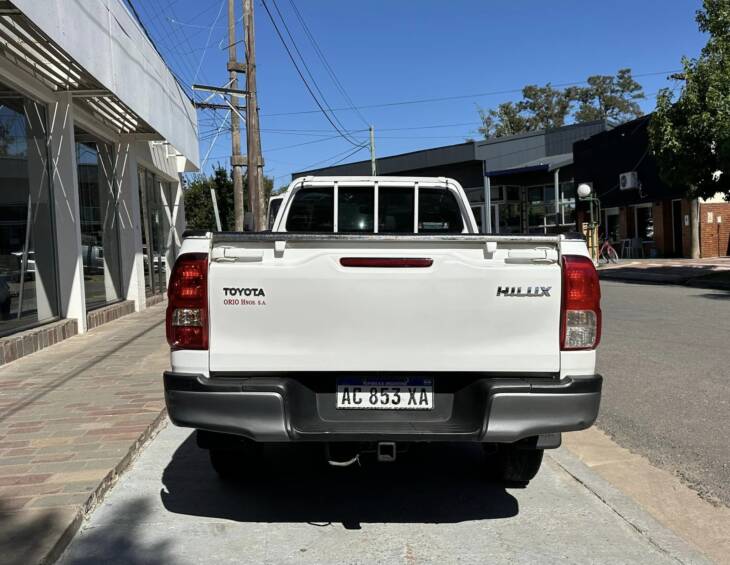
xmin=0 ymin=303 xmax=169 ymax=565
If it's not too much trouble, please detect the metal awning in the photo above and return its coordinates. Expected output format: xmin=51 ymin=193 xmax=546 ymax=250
xmin=0 ymin=0 xmax=156 ymax=135
xmin=486 ymin=152 xmax=573 ymax=177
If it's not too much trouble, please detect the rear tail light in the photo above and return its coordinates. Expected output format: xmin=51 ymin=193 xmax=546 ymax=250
xmin=561 ymin=255 xmax=601 ymax=350
xmin=166 ymin=253 xmax=208 ymax=350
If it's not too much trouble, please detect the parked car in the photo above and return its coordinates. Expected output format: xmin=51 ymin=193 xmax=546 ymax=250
xmin=163 ymin=176 xmax=602 ymax=484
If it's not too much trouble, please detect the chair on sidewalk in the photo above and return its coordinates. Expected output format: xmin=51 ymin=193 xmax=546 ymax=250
xmin=619 ymin=239 xmax=632 ymax=258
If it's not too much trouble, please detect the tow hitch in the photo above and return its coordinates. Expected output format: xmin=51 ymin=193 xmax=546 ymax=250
xmin=377 ymin=442 xmax=396 ymax=462
xmin=325 ymin=442 xmax=399 ymax=466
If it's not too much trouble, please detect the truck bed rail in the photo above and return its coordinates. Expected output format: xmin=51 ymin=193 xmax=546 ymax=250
xmin=211 ymin=232 xmax=566 ymax=244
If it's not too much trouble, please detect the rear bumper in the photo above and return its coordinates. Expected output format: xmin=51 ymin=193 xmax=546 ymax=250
xmin=164 ymin=372 xmax=602 ymax=443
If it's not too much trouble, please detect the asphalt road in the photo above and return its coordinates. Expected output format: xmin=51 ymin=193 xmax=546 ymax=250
xmin=60 ymin=425 xmax=693 ymax=565
xmin=596 ymin=281 xmax=730 ymax=506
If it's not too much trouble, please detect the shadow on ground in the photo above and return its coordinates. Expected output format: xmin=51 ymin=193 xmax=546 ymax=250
xmin=0 ymin=497 xmax=174 ymax=565
xmin=695 ymin=291 xmax=730 ymax=300
xmin=600 ymin=264 xmax=730 ymax=290
xmin=160 ymin=432 xmax=519 ymax=527
xmin=60 ymin=499 xmax=174 ymax=565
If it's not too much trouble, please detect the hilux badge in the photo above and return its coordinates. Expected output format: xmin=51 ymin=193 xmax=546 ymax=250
xmin=496 ymin=286 xmax=552 ymax=297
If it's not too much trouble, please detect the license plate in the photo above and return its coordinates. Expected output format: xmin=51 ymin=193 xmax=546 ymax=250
xmin=336 ymin=378 xmax=433 ymax=410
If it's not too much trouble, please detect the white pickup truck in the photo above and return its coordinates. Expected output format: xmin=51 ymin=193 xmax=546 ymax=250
xmin=164 ymin=176 xmax=602 ymax=484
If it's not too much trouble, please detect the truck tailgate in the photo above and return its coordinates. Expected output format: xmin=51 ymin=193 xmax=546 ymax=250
xmin=207 ymin=235 xmax=562 ymax=374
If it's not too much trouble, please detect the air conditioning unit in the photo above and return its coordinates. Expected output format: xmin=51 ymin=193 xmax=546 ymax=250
xmin=619 ymin=171 xmax=639 ymax=190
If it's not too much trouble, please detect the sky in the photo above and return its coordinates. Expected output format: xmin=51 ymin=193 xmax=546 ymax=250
xmin=133 ymin=0 xmax=708 ymax=188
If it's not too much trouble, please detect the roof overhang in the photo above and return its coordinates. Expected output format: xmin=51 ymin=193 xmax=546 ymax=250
xmin=0 ymin=0 xmax=199 ymax=169
xmin=486 ymin=152 xmax=573 ymax=177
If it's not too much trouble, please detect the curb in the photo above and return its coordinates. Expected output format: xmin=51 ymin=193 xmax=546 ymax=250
xmin=547 ymin=448 xmax=712 ymax=565
xmin=41 ymin=409 xmax=169 ymax=565
xmin=599 ymin=273 xmax=730 ymax=291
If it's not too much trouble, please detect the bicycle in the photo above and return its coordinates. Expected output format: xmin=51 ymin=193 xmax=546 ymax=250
xmin=598 ymin=238 xmax=619 ymax=264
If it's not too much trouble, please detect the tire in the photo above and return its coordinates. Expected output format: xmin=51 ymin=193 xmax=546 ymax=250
xmin=208 ymin=441 xmax=261 ymax=480
xmin=486 ymin=445 xmax=544 ymax=484
xmin=608 ymin=247 xmax=619 ymax=263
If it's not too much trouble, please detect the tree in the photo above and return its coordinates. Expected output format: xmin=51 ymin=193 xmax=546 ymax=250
xmin=520 ymin=84 xmax=573 ymax=130
xmin=572 ymin=69 xmax=645 ymax=123
xmin=183 ymin=165 xmax=276 ymax=231
xmin=184 ymin=166 xmax=235 ymax=231
xmin=478 ymin=102 xmax=530 ymax=138
xmin=649 ymin=0 xmax=730 ymax=200
xmin=477 ymin=69 xmax=645 ymax=139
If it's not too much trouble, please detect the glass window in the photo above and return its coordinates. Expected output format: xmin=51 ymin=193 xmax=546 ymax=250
xmin=605 ymin=213 xmax=620 ymax=242
xmin=635 ymin=206 xmax=654 ymax=240
xmin=378 ymin=186 xmax=414 ymax=233
xmin=338 ymin=187 xmax=373 ymax=232
xmin=286 ymin=188 xmax=334 ymax=232
xmin=0 ymin=84 xmax=59 ymax=336
xmin=418 ymin=188 xmax=463 ymax=233
xmin=506 ymin=186 xmax=521 ymax=201
xmin=76 ymin=129 xmax=122 ymax=309
xmin=499 ymin=203 xmax=522 ymax=234
xmin=490 ymin=186 xmax=503 ymax=201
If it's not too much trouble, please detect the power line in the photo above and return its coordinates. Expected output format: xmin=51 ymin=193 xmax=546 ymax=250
xmin=268 ymin=0 xmax=359 ymax=144
xmin=260 ymin=0 xmax=363 ymax=147
xmin=261 ymin=70 xmax=681 ymax=117
xmin=286 ymin=0 xmax=369 ymax=128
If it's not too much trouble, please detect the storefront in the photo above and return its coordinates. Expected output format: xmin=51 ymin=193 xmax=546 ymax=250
xmin=572 ymin=116 xmax=730 ymax=258
xmin=0 ymin=81 xmax=59 ymax=336
xmin=0 ymin=0 xmax=198 ymax=360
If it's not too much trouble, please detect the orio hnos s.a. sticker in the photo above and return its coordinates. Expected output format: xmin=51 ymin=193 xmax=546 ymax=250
xmin=222 ymin=287 xmax=267 ymax=307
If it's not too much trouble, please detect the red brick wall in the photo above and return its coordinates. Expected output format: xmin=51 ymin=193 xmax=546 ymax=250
xmin=619 ymin=207 xmax=629 ymax=240
xmin=700 ymin=202 xmax=730 ymax=257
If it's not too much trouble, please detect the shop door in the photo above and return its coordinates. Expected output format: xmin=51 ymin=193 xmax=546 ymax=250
xmin=672 ymin=200 xmax=683 ymax=257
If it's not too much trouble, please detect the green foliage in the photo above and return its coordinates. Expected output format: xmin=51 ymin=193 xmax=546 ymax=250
xmin=477 ymin=69 xmax=645 ymax=139
xmin=183 ymin=166 xmax=276 ymax=231
xmin=184 ymin=166 xmax=234 ymax=231
xmin=649 ymin=0 xmax=730 ymax=199
xmin=572 ymin=69 xmax=644 ymax=123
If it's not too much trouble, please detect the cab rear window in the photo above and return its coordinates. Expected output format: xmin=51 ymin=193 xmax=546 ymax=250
xmin=285 ymin=185 xmax=464 ymax=233
xmin=418 ymin=188 xmax=463 ymax=233
xmin=286 ymin=188 xmax=334 ymax=232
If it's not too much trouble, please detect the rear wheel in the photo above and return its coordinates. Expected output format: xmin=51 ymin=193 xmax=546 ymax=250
xmin=198 ymin=431 xmax=261 ymax=480
xmin=485 ymin=444 xmax=544 ymax=484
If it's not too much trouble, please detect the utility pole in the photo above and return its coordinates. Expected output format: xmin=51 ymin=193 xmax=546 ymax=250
xmin=227 ymin=0 xmax=245 ymax=231
xmin=369 ymin=125 xmax=376 ymax=176
xmin=243 ymin=0 xmax=265 ymax=231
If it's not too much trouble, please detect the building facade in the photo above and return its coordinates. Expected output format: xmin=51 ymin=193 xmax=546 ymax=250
xmin=0 ymin=0 xmax=199 ymax=355
xmin=295 ymin=121 xmax=608 ymax=236
xmin=573 ymin=116 xmax=730 ymax=259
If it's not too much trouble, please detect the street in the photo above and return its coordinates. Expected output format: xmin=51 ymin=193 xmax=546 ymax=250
xmin=597 ymin=281 xmax=729 ymax=506
xmin=56 ymin=280 xmax=727 ymax=564
xmin=59 ymin=425 xmax=695 ymax=565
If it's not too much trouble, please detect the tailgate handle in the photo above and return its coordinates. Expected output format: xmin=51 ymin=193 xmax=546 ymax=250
xmin=211 ymin=247 xmax=264 ymax=262
xmin=340 ymin=257 xmax=433 ymax=268
xmin=506 ymin=247 xmax=558 ymax=263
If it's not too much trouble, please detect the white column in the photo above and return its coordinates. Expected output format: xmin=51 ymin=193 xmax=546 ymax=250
xmin=48 ymin=92 xmax=86 ymax=332
xmin=164 ymin=177 xmax=185 ymax=286
xmin=115 ymin=139 xmax=147 ymax=311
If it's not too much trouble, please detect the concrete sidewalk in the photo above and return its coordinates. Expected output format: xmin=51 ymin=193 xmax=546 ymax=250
xmin=0 ymin=303 xmax=169 ymax=565
xmin=598 ymin=257 xmax=730 ymax=289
